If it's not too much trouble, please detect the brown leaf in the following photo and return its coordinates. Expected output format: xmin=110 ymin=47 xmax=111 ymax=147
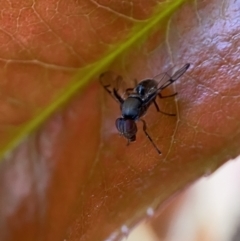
xmin=0 ymin=0 xmax=239 ymax=241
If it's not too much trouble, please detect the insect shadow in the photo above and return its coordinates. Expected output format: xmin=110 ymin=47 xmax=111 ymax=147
xmin=100 ymin=63 xmax=190 ymax=155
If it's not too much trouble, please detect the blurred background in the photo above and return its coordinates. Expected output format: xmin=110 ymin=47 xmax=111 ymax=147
xmin=121 ymin=156 xmax=240 ymax=241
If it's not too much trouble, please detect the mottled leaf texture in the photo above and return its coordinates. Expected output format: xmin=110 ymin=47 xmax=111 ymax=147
xmin=0 ymin=0 xmax=239 ymax=241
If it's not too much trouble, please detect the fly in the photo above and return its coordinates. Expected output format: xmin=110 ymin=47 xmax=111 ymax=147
xmin=100 ymin=63 xmax=190 ymax=154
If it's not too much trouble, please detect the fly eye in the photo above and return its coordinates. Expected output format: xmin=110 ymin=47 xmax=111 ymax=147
xmin=124 ymin=119 xmax=137 ymax=134
xmin=115 ymin=118 xmax=137 ymax=138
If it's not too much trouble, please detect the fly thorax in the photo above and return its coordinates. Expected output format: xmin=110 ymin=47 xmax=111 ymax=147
xmin=121 ymin=97 xmax=142 ymax=119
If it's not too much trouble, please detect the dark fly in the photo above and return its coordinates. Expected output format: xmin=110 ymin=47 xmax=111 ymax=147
xmin=100 ymin=63 xmax=190 ymax=154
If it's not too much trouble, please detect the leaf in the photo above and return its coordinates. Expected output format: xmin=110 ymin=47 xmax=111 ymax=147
xmin=0 ymin=0 xmax=184 ymax=158
xmin=0 ymin=0 xmax=239 ymax=241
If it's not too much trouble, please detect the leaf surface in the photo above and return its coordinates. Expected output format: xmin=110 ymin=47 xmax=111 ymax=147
xmin=0 ymin=0 xmax=239 ymax=241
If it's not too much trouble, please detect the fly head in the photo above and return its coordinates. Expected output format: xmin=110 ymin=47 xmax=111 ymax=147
xmin=115 ymin=118 xmax=137 ymax=142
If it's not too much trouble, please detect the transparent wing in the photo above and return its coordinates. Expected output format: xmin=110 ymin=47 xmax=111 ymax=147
xmin=99 ymin=71 xmax=125 ymax=104
xmin=153 ymin=63 xmax=190 ymax=91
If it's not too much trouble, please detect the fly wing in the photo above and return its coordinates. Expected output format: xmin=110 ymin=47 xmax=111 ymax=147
xmin=99 ymin=71 xmax=126 ymax=104
xmin=155 ymin=63 xmax=190 ymax=91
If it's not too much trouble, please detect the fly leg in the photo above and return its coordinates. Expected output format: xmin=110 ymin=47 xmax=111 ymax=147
xmin=125 ymin=88 xmax=134 ymax=96
xmin=100 ymin=74 xmax=124 ymax=104
xmin=140 ymin=119 xmax=161 ymax=155
xmin=113 ymin=88 xmax=124 ymax=104
xmin=124 ymin=79 xmax=137 ymax=96
xmin=153 ymin=100 xmax=176 ymax=116
xmin=158 ymin=92 xmax=178 ymax=98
